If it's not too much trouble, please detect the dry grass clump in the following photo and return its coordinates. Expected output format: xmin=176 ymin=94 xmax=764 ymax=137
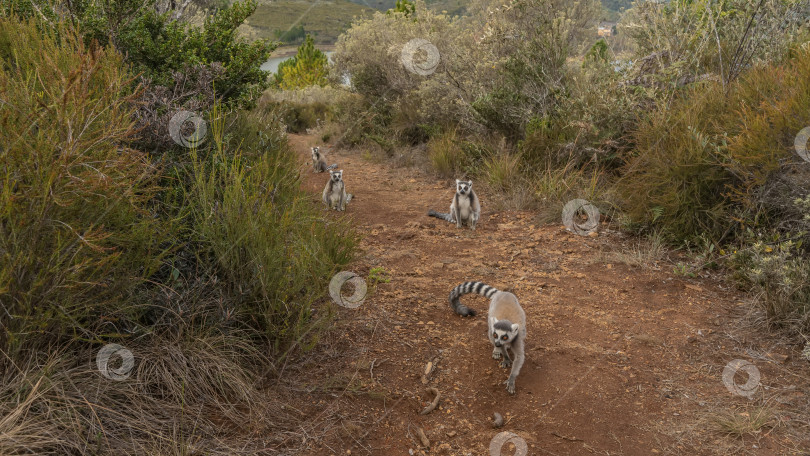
xmin=709 ymin=405 xmax=779 ymax=437
xmin=0 ymin=334 xmax=294 ymax=455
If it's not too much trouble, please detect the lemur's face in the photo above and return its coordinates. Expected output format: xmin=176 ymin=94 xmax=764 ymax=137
xmin=311 ymin=147 xmax=320 ymax=160
xmin=491 ymin=318 xmax=519 ymax=347
xmin=456 ymin=179 xmax=473 ymax=195
xmin=330 ymin=169 xmax=343 ymax=182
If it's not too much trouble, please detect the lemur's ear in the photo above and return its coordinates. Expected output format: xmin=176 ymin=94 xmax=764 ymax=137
xmin=489 ymin=316 xmax=498 ymax=327
xmin=511 ymin=323 xmax=519 ymax=333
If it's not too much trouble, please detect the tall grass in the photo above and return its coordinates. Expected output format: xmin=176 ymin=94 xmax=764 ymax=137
xmin=483 ymin=149 xmax=522 ymax=192
xmin=427 ymin=128 xmax=465 ymax=177
xmin=186 ymin=106 xmax=358 ymax=350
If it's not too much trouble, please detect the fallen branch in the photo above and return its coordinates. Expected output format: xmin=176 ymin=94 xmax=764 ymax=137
xmin=551 ymin=431 xmax=583 ymax=442
xmin=369 ymin=358 xmax=387 ymax=381
xmin=420 ymin=387 xmax=441 ymax=415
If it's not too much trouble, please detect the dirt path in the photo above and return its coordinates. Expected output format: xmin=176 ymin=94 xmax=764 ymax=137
xmin=285 ymin=134 xmax=810 ymax=456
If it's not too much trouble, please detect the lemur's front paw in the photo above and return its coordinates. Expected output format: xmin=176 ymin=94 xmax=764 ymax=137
xmin=492 ymin=349 xmax=502 ymax=360
xmin=505 ymin=378 xmax=516 ymax=394
xmin=499 ymin=359 xmax=512 ymax=369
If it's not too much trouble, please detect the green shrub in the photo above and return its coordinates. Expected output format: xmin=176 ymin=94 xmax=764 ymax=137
xmin=617 ymin=46 xmax=810 ymax=244
xmin=0 ymin=18 xmax=167 ymax=352
xmin=274 ymin=101 xmax=332 ymax=133
xmin=730 ymin=234 xmax=810 ymax=334
xmin=6 ymin=0 xmax=276 ymax=107
xmin=625 ymin=0 xmax=808 ymax=90
xmin=470 ymin=0 xmax=600 ymax=138
xmin=259 ymin=86 xmax=351 ymax=134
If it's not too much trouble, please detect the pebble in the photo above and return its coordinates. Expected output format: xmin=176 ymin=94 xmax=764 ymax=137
xmin=493 ymin=412 xmax=504 ymax=428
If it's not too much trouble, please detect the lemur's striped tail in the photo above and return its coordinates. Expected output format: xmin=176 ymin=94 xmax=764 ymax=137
xmin=326 ymin=163 xmax=338 ymax=171
xmin=428 ymin=209 xmax=454 ymax=223
xmin=449 ymin=281 xmax=499 ymax=317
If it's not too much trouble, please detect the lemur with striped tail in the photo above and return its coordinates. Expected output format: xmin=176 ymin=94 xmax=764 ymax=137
xmin=322 ymin=169 xmax=352 ymax=211
xmin=312 ymin=146 xmax=337 ymax=173
xmin=428 ymin=179 xmax=480 ymax=230
xmin=449 ymin=281 xmax=527 ymax=394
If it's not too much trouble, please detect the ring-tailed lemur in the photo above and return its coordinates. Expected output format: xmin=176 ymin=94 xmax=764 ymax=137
xmin=322 ymin=169 xmax=352 ymax=211
xmin=428 ymin=179 xmax=480 ymax=230
xmin=312 ymin=146 xmax=337 ymax=173
xmin=449 ymin=281 xmax=527 ymax=394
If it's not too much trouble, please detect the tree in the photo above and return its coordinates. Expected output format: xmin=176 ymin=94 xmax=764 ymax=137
xmin=584 ymin=38 xmax=609 ymax=65
xmin=1 ymin=0 xmax=275 ymax=107
xmin=275 ymin=34 xmax=329 ymax=89
xmin=387 ymin=0 xmax=416 ymax=17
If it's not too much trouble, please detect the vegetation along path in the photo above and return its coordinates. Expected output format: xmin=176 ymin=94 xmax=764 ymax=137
xmin=285 ymin=134 xmax=810 ymax=456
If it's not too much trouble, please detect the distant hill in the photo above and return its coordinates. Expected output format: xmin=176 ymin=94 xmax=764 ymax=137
xmin=344 ymin=0 xmax=467 ymax=15
xmin=234 ymin=0 xmax=633 ymax=47
xmin=239 ymin=0 xmax=471 ymax=47
xmin=238 ymin=0 xmax=374 ymax=45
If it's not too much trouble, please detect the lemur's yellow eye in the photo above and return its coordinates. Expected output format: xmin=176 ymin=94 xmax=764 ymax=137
xmin=501 ymin=335 xmax=508 ymax=341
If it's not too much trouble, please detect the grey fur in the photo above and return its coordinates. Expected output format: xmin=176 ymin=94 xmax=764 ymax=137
xmin=449 ymin=281 xmax=527 ymax=394
xmin=312 ymin=147 xmax=337 ymax=173
xmin=322 ymin=169 xmax=352 ymax=211
xmin=427 ymin=180 xmax=480 ymax=229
